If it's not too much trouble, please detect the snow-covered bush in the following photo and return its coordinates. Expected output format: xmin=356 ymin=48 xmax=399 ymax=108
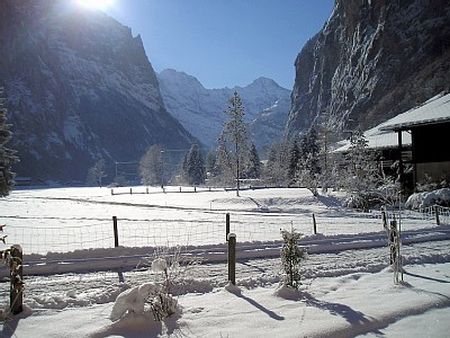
xmin=405 ymin=188 xmax=450 ymax=209
xmin=416 ymin=174 xmax=449 ymax=193
xmin=110 ymin=283 xmax=160 ymax=321
xmin=280 ymin=227 xmax=305 ymax=289
xmin=111 ymin=248 xmax=198 ymax=323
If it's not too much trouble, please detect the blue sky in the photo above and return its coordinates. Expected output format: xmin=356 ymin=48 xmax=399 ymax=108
xmin=105 ymin=0 xmax=334 ymax=89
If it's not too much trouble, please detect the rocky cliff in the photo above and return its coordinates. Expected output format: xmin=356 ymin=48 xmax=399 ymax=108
xmin=287 ymin=0 xmax=450 ymax=138
xmin=158 ymin=69 xmax=291 ymax=153
xmin=0 ymin=0 xmax=195 ymax=182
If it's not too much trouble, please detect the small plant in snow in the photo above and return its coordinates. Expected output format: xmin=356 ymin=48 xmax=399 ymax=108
xmin=280 ymin=226 xmax=305 ymax=289
xmin=147 ymin=246 xmax=200 ymax=321
xmin=146 ymin=255 xmax=178 ymax=321
xmin=111 ymin=247 xmax=201 ymax=323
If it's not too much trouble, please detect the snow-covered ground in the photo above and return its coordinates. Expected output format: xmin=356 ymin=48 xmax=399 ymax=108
xmin=0 ymin=186 xmax=444 ymax=255
xmin=0 ymin=187 xmax=449 ymax=337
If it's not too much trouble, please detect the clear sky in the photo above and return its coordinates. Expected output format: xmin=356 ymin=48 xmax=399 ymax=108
xmin=104 ymin=0 xmax=334 ymax=90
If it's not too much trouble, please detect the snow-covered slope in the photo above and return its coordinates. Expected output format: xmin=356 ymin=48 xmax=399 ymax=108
xmin=158 ymin=69 xmax=291 ymax=152
xmin=0 ymin=0 xmax=195 ymax=182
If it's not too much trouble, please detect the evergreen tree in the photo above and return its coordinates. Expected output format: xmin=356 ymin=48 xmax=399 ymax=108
xmin=264 ymin=141 xmax=289 ymax=185
xmin=139 ymin=145 xmax=163 ymax=186
xmin=182 ymin=144 xmax=205 ymax=185
xmin=213 ymin=134 xmax=234 ymax=185
xmin=205 ymin=149 xmax=217 ymax=178
xmin=288 ymin=140 xmax=301 ymax=184
xmin=341 ymin=130 xmax=382 ymax=209
xmin=222 ymin=91 xmax=249 ymax=196
xmin=0 ymin=87 xmax=17 ymax=197
xmin=297 ymin=128 xmax=321 ymax=196
xmin=280 ymin=226 xmax=305 ymax=289
xmin=244 ymin=143 xmax=261 ymax=179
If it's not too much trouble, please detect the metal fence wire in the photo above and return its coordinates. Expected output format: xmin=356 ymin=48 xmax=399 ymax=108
xmin=2 ymin=205 xmax=447 ymax=255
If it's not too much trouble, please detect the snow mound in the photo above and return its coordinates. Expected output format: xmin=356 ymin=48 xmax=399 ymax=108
xmin=94 ymin=311 xmax=162 ymax=338
xmin=110 ymin=283 xmax=159 ymax=321
xmin=151 ymin=258 xmax=168 ymax=273
xmin=273 ymin=284 xmax=303 ymax=300
xmin=405 ymin=188 xmax=450 ymax=209
xmin=224 ymin=281 xmax=241 ymax=295
xmin=170 ymin=278 xmax=214 ymax=296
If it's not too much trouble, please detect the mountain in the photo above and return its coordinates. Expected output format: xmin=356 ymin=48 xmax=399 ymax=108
xmin=286 ymin=0 xmax=450 ymax=138
xmin=0 ymin=0 xmax=195 ymax=182
xmin=157 ymin=69 xmax=291 ymax=153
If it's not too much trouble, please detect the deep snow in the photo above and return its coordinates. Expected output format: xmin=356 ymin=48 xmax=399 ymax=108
xmin=0 ymin=187 xmax=449 ymax=337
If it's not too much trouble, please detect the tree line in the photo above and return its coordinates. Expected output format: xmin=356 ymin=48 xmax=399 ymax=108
xmin=1 ymin=86 xmax=399 ymax=209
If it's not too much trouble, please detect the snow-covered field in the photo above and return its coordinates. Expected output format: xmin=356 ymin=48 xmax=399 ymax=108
xmin=0 ymin=186 xmax=445 ymax=255
xmin=0 ymin=186 xmax=449 ymax=337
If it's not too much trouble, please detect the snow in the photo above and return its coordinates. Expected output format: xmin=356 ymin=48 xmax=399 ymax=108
xmin=405 ymin=188 xmax=450 ymax=209
xmin=151 ymin=258 xmax=168 ymax=273
xmin=335 ymin=92 xmax=450 ymax=152
xmin=2 ymin=262 xmax=450 ymax=337
xmin=109 ymin=283 xmax=159 ymax=321
xmin=0 ymin=187 xmax=444 ymax=257
xmin=380 ymin=92 xmax=450 ymax=131
xmin=0 ymin=187 xmax=449 ymax=337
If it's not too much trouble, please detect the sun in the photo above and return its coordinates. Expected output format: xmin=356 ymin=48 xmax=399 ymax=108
xmin=76 ymin=0 xmax=115 ymax=11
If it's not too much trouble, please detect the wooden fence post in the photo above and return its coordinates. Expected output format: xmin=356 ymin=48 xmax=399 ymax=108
xmin=389 ymin=220 xmax=397 ymax=265
xmin=382 ymin=209 xmax=388 ymax=230
xmin=10 ymin=245 xmax=23 ymax=315
xmin=226 ymin=213 xmax=230 ymax=241
xmin=130 ymin=188 xmax=132 ymax=195
xmin=227 ymin=233 xmax=236 ymax=285
xmin=434 ymin=205 xmax=440 ymax=225
xmin=113 ymin=216 xmax=119 ymax=247
xmin=146 ymin=187 xmax=149 ymax=194
xmin=179 ymin=186 xmax=182 ymax=192
xmin=194 ymin=186 xmax=197 ymax=192
xmin=312 ymin=213 xmax=317 ymax=235
xmin=111 ymin=188 xmax=114 ymax=195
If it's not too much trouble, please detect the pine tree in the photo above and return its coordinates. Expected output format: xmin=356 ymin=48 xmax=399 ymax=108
xmin=213 ymin=134 xmax=234 ymax=185
xmin=139 ymin=145 xmax=163 ymax=186
xmin=222 ymin=91 xmax=249 ymax=196
xmin=244 ymin=143 xmax=261 ymax=179
xmin=297 ymin=128 xmax=321 ymax=196
xmin=0 ymin=87 xmax=17 ymax=197
xmin=264 ymin=141 xmax=289 ymax=185
xmin=341 ymin=130 xmax=382 ymax=209
xmin=205 ymin=149 xmax=217 ymax=178
xmin=182 ymin=144 xmax=205 ymax=185
xmin=280 ymin=226 xmax=304 ymax=289
xmin=288 ymin=140 xmax=301 ymax=185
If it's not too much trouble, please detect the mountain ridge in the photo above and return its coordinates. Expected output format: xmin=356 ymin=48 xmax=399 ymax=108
xmin=0 ymin=0 xmax=195 ymax=182
xmin=158 ymin=68 xmax=291 ymax=152
xmin=286 ymin=0 xmax=450 ymax=138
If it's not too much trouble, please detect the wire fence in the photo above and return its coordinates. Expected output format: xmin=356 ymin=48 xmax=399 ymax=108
xmin=2 ymin=205 xmax=447 ymax=255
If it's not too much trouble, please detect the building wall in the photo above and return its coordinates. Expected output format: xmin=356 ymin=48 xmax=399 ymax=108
xmin=412 ymin=122 xmax=450 ymax=185
xmin=416 ymin=161 xmax=450 ymax=184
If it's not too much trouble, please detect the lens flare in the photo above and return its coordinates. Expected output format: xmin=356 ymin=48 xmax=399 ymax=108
xmin=76 ymin=0 xmax=115 ymax=11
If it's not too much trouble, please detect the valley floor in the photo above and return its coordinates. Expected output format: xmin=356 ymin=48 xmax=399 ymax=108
xmin=0 ymin=187 xmax=449 ymax=337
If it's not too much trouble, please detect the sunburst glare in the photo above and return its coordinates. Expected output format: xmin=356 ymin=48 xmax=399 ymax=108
xmin=75 ymin=0 xmax=115 ymax=11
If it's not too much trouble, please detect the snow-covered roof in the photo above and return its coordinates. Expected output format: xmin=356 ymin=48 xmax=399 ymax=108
xmin=334 ymin=125 xmax=411 ymax=153
xmin=380 ymin=92 xmax=450 ymax=131
xmin=334 ymin=92 xmax=450 ymax=153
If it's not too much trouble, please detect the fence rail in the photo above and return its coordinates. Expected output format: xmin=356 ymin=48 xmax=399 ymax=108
xmin=1 ymin=205 xmax=447 ymax=256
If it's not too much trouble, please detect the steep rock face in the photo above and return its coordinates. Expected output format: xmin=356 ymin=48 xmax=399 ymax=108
xmin=0 ymin=0 xmax=194 ymax=181
xmin=287 ymin=0 xmax=450 ymax=137
xmin=158 ymin=69 xmax=291 ymax=153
